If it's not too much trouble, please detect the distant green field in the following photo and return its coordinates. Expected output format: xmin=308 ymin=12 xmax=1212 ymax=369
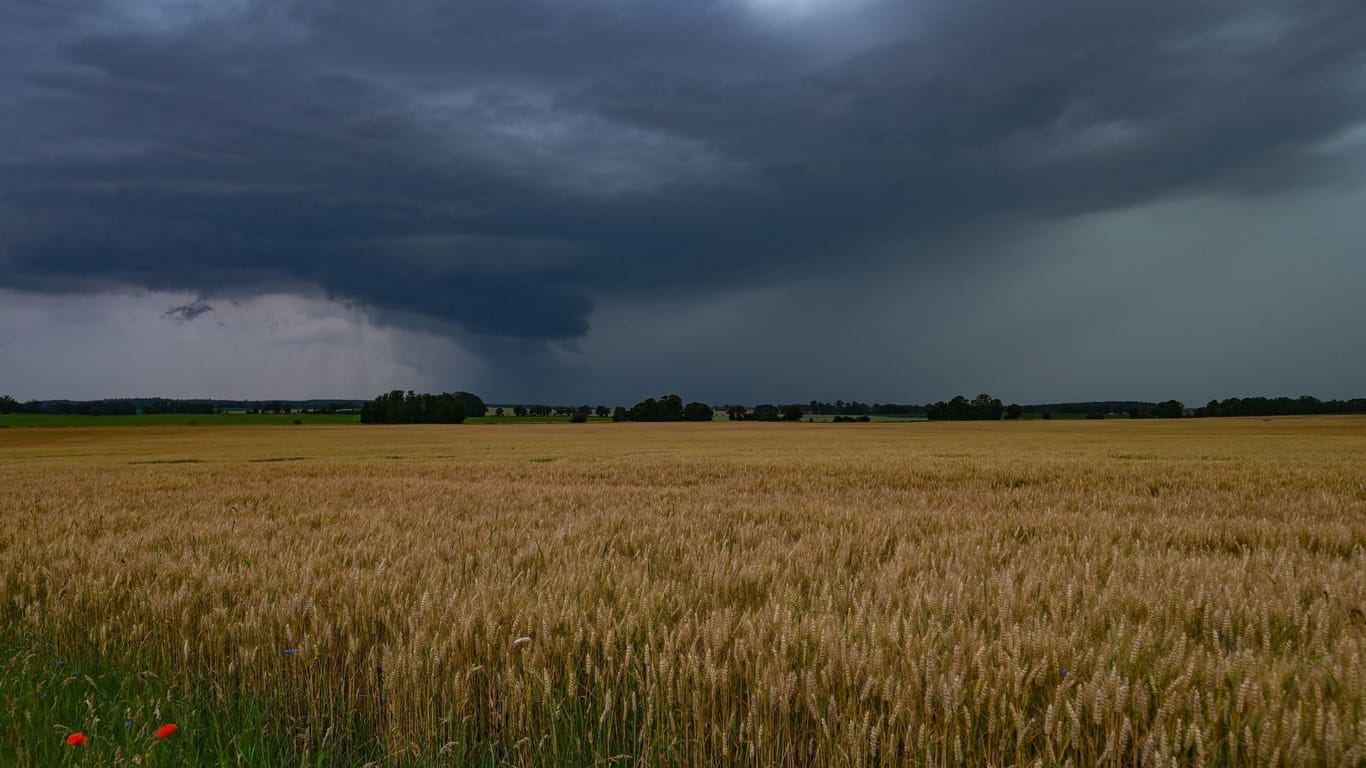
xmin=0 ymin=412 xmax=361 ymax=428
xmin=0 ymin=413 xmax=624 ymax=428
xmin=0 ymin=412 xmax=1145 ymax=427
xmin=468 ymin=415 xmax=614 ymax=424
xmin=804 ymin=413 xmax=927 ymax=422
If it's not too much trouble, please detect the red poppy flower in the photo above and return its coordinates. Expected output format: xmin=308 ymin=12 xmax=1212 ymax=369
xmin=66 ymin=732 xmax=88 ymax=746
xmin=154 ymin=723 xmax=177 ymax=739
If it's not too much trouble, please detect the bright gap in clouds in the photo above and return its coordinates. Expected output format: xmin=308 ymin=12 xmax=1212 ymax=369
xmin=743 ymin=0 xmax=856 ymax=18
xmin=0 ymin=290 xmax=481 ymax=401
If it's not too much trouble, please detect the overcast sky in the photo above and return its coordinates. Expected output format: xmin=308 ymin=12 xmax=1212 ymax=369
xmin=2 ymin=0 xmax=1364 ymax=404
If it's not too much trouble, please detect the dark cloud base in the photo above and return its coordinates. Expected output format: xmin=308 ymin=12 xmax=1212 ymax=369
xmin=2 ymin=0 xmax=1364 ymax=395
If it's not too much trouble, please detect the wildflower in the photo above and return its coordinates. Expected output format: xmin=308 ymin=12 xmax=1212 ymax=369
xmin=124 ymin=721 xmax=133 ymax=729
xmin=66 ymin=732 xmax=88 ymax=747
xmin=1060 ymin=668 xmax=1069 ymax=677
xmin=284 ymin=648 xmax=296 ymax=655
xmin=154 ymin=723 xmax=177 ymax=739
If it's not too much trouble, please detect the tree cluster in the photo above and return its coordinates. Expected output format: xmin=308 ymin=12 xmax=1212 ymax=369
xmin=804 ymin=400 xmax=920 ymax=416
xmin=926 ymin=394 xmax=1005 ymax=421
xmin=142 ymin=398 xmax=216 ymax=415
xmin=504 ymin=404 xmax=611 ymax=418
xmin=1127 ymin=400 xmax=1186 ymax=419
xmin=359 ymin=390 xmax=486 ymax=424
xmin=719 ymin=403 xmax=804 ymax=421
xmin=0 ymin=398 xmax=138 ymax=416
xmin=1024 ymin=401 xmax=1152 ymax=417
xmin=611 ymin=395 xmax=714 ymax=422
xmin=1196 ymin=395 xmax=1366 ymax=417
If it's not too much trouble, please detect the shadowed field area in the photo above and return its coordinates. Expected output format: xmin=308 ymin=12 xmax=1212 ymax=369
xmin=2 ymin=418 xmax=1364 ymax=765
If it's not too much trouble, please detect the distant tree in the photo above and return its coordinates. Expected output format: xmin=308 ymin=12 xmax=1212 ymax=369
xmin=726 ymin=405 xmax=747 ymax=421
xmin=494 ymin=407 xmax=505 ymax=417
xmin=1193 ymin=394 xmax=1364 ymax=418
xmin=972 ymin=394 xmax=1005 ymax=420
xmin=683 ymin=402 xmax=714 ymax=422
xmin=750 ymin=404 xmax=781 ymax=421
xmin=1086 ymin=412 xmax=1105 ymax=420
xmin=621 ymin=394 xmax=687 ymax=422
xmin=1154 ymin=400 xmax=1185 ymax=419
xmin=782 ymin=404 xmax=804 ymax=422
xmin=611 ymin=406 xmax=628 ymax=422
xmin=513 ymin=405 xmax=528 ymax=417
xmin=659 ymin=395 xmax=684 ymax=421
xmin=0 ymin=395 xmax=19 ymax=414
xmin=595 ymin=405 xmax=610 ymax=418
xmin=451 ymin=392 xmax=486 ymax=418
xmin=360 ymin=390 xmax=470 ymax=424
xmin=926 ymin=394 xmax=1005 ymax=421
xmin=569 ymin=409 xmax=589 ymax=423
xmin=1005 ymin=403 xmax=1023 ymax=420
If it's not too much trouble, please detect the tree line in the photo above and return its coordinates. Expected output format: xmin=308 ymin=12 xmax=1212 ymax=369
xmin=358 ymin=391 xmax=487 ymax=424
xmin=804 ymin=400 xmax=920 ymax=416
xmin=0 ymin=397 xmax=140 ymax=416
xmin=1196 ymin=396 xmax=1366 ymax=417
xmin=0 ymin=396 xmax=364 ymax=416
xmin=610 ymin=395 xmax=715 ymax=422
xmin=925 ymin=395 xmax=1009 ymax=421
xmin=6 ymin=391 xmax=1365 ymax=423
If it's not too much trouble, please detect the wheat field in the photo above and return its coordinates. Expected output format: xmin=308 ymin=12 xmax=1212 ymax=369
xmin=1 ymin=417 xmax=1363 ymax=766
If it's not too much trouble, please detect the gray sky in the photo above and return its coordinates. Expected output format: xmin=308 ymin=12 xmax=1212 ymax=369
xmin=2 ymin=0 xmax=1364 ymax=404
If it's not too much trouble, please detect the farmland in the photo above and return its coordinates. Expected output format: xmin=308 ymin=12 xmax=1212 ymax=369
xmin=1 ymin=418 xmax=1363 ymax=766
xmin=0 ymin=413 xmax=618 ymax=428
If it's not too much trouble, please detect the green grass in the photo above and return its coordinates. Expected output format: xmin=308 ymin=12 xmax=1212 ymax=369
xmin=0 ymin=632 xmax=663 ymax=767
xmin=0 ymin=635 xmax=309 ymax=767
xmin=0 ymin=413 xmax=627 ymax=428
xmin=0 ymin=413 xmax=361 ymax=428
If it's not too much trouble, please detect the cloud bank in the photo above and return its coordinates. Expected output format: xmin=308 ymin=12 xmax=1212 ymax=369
xmin=2 ymin=1 xmax=1364 ymax=401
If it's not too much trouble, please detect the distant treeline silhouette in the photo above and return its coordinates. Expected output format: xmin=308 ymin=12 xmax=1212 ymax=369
xmin=610 ymin=394 xmax=715 ymax=422
xmin=359 ymin=390 xmax=487 ymax=424
xmin=0 ymin=396 xmax=362 ymax=415
xmin=803 ymin=400 xmax=920 ymax=415
xmin=4 ymin=392 xmax=1364 ymax=423
xmin=1196 ymin=396 xmax=1366 ymax=417
xmin=925 ymin=395 xmax=1007 ymax=421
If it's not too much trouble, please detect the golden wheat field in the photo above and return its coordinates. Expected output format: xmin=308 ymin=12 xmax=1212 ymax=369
xmin=1 ymin=417 xmax=1364 ymax=766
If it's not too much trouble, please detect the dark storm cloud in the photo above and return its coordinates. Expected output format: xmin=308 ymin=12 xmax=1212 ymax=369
xmin=2 ymin=0 xmax=1364 ymax=342
xmin=163 ymin=299 xmax=212 ymax=323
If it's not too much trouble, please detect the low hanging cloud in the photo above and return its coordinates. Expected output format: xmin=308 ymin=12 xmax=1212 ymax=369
xmin=163 ymin=300 xmax=213 ymax=323
xmin=1 ymin=0 xmax=1364 ymax=400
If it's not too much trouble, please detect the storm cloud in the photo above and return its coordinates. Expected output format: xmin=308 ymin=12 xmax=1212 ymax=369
xmin=2 ymin=0 xmax=1364 ymax=401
